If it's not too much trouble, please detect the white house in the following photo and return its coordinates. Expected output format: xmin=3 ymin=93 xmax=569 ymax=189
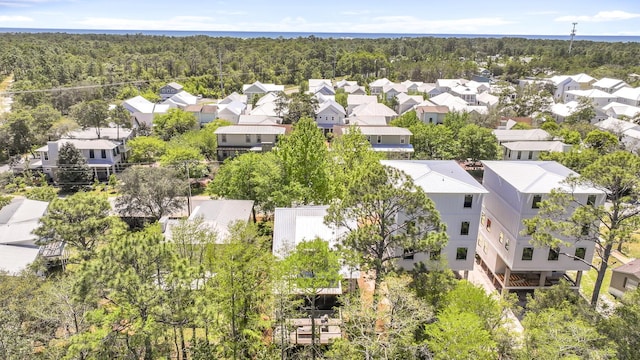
xmin=122 ymin=95 xmax=170 ymax=128
xmin=184 ymin=104 xmax=218 ymax=126
xmin=343 ymin=85 xmax=366 ymax=95
xmin=381 ymin=160 xmax=489 ymax=278
xmin=369 ymin=78 xmax=392 ymax=95
xmin=401 ymin=80 xmax=425 ymax=93
xmin=350 ymin=102 xmax=398 ymax=124
xmin=415 ymin=105 xmax=449 ymax=124
xmin=449 ymin=84 xmax=477 ymax=105
xmin=308 ymin=79 xmax=333 ymax=94
xmin=565 ymin=89 xmax=617 ymax=109
xmin=594 ymin=117 xmax=640 ymax=153
xmin=593 ymin=77 xmax=629 ymax=94
xmin=217 ymin=101 xmax=246 ymax=124
xmin=159 ymin=82 xmax=184 ymax=100
xmin=476 ymin=92 xmax=500 ymax=108
xmin=346 ymin=95 xmax=377 ymax=115
xmin=613 ymin=87 xmax=640 ymax=107
xmin=162 ymin=90 xmax=198 ymax=108
xmin=602 ymin=102 xmax=640 ymax=119
xmin=336 ymin=126 xmax=413 ymax=158
xmin=436 ymin=79 xmax=467 ymax=94
xmin=336 ymin=79 xmax=357 ymax=89
xmin=549 ymin=75 xmax=581 ymax=101
xmin=315 ymin=100 xmax=347 ymax=132
xmin=501 ymin=141 xmax=571 ymax=161
xmin=550 ymin=101 xmax=579 ymax=123
xmin=416 ymin=83 xmax=442 ymax=98
xmin=477 ymin=161 xmax=604 ymax=293
xmin=381 ymin=83 xmax=407 ymax=101
xmin=242 ymin=81 xmax=284 ymax=103
xmin=219 ymin=92 xmax=248 ymax=105
xmin=214 ymin=125 xmax=287 ymax=160
xmin=396 ymin=93 xmax=423 ymax=114
xmin=492 ymin=129 xmax=551 ymax=144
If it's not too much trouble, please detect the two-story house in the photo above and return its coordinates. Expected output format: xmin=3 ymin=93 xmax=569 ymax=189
xmin=159 ymin=82 xmax=184 ymax=100
xmin=346 ymin=95 xmax=377 ymax=115
xmin=315 ymin=100 xmax=346 ymax=133
xmin=416 ymin=105 xmax=449 ymax=124
xmin=369 ymin=78 xmax=392 ymax=95
xmin=593 ymin=77 xmax=629 ymax=94
xmin=381 ymin=83 xmax=407 ymax=101
xmin=184 ymin=104 xmax=218 ymax=126
xmin=396 ymin=93 xmax=423 ymax=114
xmin=501 ymin=141 xmax=571 ymax=161
xmin=350 ymin=102 xmax=398 ymax=124
xmin=477 ymin=161 xmax=605 ymax=294
xmin=36 ymin=139 xmax=124 ymax=181
xmin=382 ymin=160 xmax=488 ymax=278
xmin=335 ymin=125 xmax=413 ymax=158
xmin=242 ymin=81 xmax=284 ymax=104
xmin=214 ymin=125 xmax=287 ymax=160
xmin=613 ymin=87 xmax=640 ymax=107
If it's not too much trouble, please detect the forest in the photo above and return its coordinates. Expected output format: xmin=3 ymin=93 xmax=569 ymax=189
xmin=1 ymin=33 xmax=640 ymax=359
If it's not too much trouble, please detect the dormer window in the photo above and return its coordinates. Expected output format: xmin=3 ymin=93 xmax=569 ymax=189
xmin=532 ymin=195 xmax=542 ymax=209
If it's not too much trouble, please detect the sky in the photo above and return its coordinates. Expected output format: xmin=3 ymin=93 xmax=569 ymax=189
xmin=1 ymin=0 xmax=640 ymax=36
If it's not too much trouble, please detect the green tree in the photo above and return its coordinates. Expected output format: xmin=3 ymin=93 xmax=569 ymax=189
xmin=115 ymin=166 xmax=187 ymax=222
xmin=584 ymin=129 xmax=619 ymax=154
xmin=325 ymin=164 xmax=447 ymax=291
xmin=411 ymin=123 xmax=459 ymax=160
xmin=602 ymin=288 xmax=640 ymax=360
xmin=457 ymin=124 xmax=500 ymax=162
xmin=127 ymin=136 xmax=167 ymax=163
xmin=70 ymin=100 xmax=110 ymax=138
xmin=159 ymin=144 xmax=207 ymax=178
xmin=281 ymin=238 xmax=342 ymax=359
xmin=24 ymin=183 xmax=57 ymax=202
xmin=566 ymin=97 xmax=596 ymax=124
xmin=442 ymin=111 xmax=470 ymax=137
xmin=56 ymin=142 xmax=93 ymax=193
xmin=153 ymin=108 xmax=198 ymax=141
xmin=390 ymin=110 xmax=420 ymax=128
xmin=276 ymin=117 xmax=331 ymax=205
xmin=109 ymin=104 xmax=132 ymax=140
xmin=34 ymin=192 xmax=123 ymax=262
xmin=207 ymin=152 xmax=287 ymax=215
xmin=0 ymin=195 xmax=10 ymax=210
xmin=539 ymin=147 xmax=601 ymax=173
xmin=5 ymin=110 xmax=34 ymax=156
xmin=524 ymin=151 xmax=640 ymax=307
xmin=280 ymin=92 xmax=319 ymax=124
xmin=30 ymin=104 xmax=62 ymax=144
xmin=556 ymin=127 xmax=582 ymax=145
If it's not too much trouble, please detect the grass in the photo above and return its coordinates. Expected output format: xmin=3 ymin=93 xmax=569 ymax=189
xmin=578 ymin=255 xmax=618 ymax=305
xmin=619 ymin=233 xmax=640 ymax=259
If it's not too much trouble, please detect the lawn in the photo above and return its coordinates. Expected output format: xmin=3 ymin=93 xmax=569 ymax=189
xmin=619 ymin=233 xmax=640 ymax=259
xmin=578 ymin=256 xmax=618 ymax=306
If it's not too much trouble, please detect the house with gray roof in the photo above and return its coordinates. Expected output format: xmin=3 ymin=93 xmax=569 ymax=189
xmin=122 ymin=95 xmax=170 ymax=128
xmin=214 ymin=125 xmax=288 ymax=160
xmin=416 ymin=105 xmax=448 ymax=124
xmin=242 ymin=81 xmax=284 ymax=104
xmin=396 ymin=93 xmax=423 ymax=114
xmin=593 ymin=77 xmax=629 ymax=94
xmin=492 ymin=129 xmax=551 ymax=144
xmin=184 ymin=104 xmax=218 ymax=126
xmin=335 ymin=125 xmax=413 ymax=158
xmin=381 ymin=160 xmax=488 ymax=278
xmin=315 ymin=100 xmax=346 ymax=132
xmin=350 ymin=102 xmax=398 ymax=123
xmin=0 ymin=198 xmax=50 ymax=274
xmin=610 ymin=259 xmax=640 ymax=298
xmin=477 ymin=161 xmax=604 ymax=294
xmin=159 ymin=82 xmax=184 ymax=100
xmin=369 ymin=78 xmax=392 ymax=95
xmin=346 ymin=94 xmax=377 ymax=115
xmin=501 ymin=141 xmax=571 ymax=161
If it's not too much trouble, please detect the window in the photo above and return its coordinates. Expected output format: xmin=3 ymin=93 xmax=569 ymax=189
xmin=256 ymin=134 xmax=261 ymax=143
xmin=480 ymin=212 xmax=486 ymax=226
xmin=517 ymin=151 xmax=522 ymax=160
xmin=246 ymin=135 xmax=251 ymax=143
xmin=486 ymin=218 xmax=492 ymax=232
xmin=575 ymin=247 xmax=586 ymax=260
xmin=505 ymin=237 xmax=510 ymax=251
xmin=581 ymin=224 xmax=590 ymax=236
xmin=464 ymin=194 xmax=473 ymax=208
xmin=587 ymin=195 xmax=597 ymax=206
xmin=112 ymin=149 xmax=117 ymax=157
xmin=429 ymin=117 xmax=433 ymax=123
xmin=532 ymin=195 xmax=542 ymax=209
xmin=499 ymin=232 xmax=504 ymax=244
xmin=460 ymin=221 xmax=470 ymax=235
xmin=528 ymin=151 xmax=533 ymax=160
xmin=522 ymin=247 xmax=534 ymax=260
xmin=430 ymin=249 xmax=441 ymax=260
xmin=377 ymin=135 xmax=381 ymax=144
xmin=43 ymin=152 xmax=49 ymax=160
xmin=624 ymin=278 xmax=638 ymax=290
xmin=101 ymin=149 xmax=107 ymax=158
xmin=402 ymin=248 xmax=414 ymax=260
xmin=89 ymin=149 xmax=95 ymax=159
xmin=221 ymin=134 xmax=227 ymax=143
xmin=400 ymin=136 xmax=405 ymax=144
xmin=456 ymin=247 xmax=468 ymax=260
xmin=548 ymin=247 xmax=560 ymax=261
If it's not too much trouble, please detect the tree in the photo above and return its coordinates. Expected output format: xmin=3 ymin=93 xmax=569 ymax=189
xmin=442 ymin=111 xmax=470 ymax=137
xmin=115 ymin=166 xmax=187 ymax=222
xmin=34 ymin=192 xmax=123 ymax=262
xmin=30 ymin=104 xmax=62 ymax=144
xmin=280 ymin=93 xmax=319 ymax=124
xmin=584 ymin=129 xmax=619 ymax=154
xmin=153 ymin=108 xmax=198 ymax=141
xmin=24 ymin=183 xmax=57 ymax=202
xmin=56 ymin=142 xmax=93 ymax=193
xmin=457 ymin=124 xmax=500 ymax=162
xmin=276 ymin=117 xmax=331 ymax=205
xmin=325 ymin=164 xmax=447 ymax=291
xmin=70 ymin=100 xmax=110 ymax=138
xmin=0 ymin=195 xmax=10 ymax=210
xmin=208 ymin=152 xmax=287 ymax=215
xmin=127 ymin=136 xmax=167 ymax=163
xmin=411 ymin=123 xmax=459 ymax=160
xmin=539 ymin=147 xmax=601 ymax=173
xmin=566 ymin=97 xmax=596 ymax=124
xmin=524 ymin=151 xmax=640 ymax=307
xmin=280 ymin=238 xmax=341 ymax=359
xmin=5 ymin=110 xmax=34 ymax=156
xmin=159 ymin=144 xmax=207 ymax=178
xmin=109 ymin=104 xmax=132 ymax=140
xmin=602 ymin=288 xmax=640 ymax=360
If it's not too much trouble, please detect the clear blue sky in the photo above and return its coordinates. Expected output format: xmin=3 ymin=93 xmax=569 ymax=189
xmin=1 ymin=0 xmax=640 ymax=36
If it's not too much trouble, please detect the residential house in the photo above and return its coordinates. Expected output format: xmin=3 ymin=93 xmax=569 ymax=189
xmin=219 ymin=92 xmax=248 ymax=106
xmin=549 ymin=75 xmax=581 ymax=101
xmin=350 ymin=102 xmax=398 ymax=124
xmin=613 ymin=87 xmax=640 ymax=107
xmin=450 ymin=84 xmax=478 ymax=105
xmin=0 ymin=198 xmax=50 ymax=274
xmin=571 ymin=73 xmax=597 ymax=90
xmin=36 ymin=138 xmax=124 ymax=181
xmin=184 ymin=104 xmax=218 ymax=126
xmin=250 ymin=101 xmax=281 ymax=118
xmin=381 ymin=160 xmax=488 ymax=277
xmin=315 ymin=100 xmax=347 ymax=133
xmin=369 ymin=78 xmax=392 ymax=95
xmin=343 ymin=85 xmax=366 ymax=95
xmin=242 ymin=81 xmax=284 ymax=104
xmin=162 ymin=91 xmax=198 ymax=108
xmin=477 ymin=161 xmax=604 ymax=293
xmin=381 ymin=83 xmax=407 ymax=101
xmin=122 ymin=95 xmax=170 ymax=128
xmin=565 ymin=89 xmax=617 ymax=109
xmin=272 ymin=206 xmax=355 ymax=345
xmin=501 ymin=141 xmax=571 ymax=161
xmin=430 ymin=92 xmax=482 ymax=113
xmin=346 ymin=94 xmax=377 ymax=115
xmin=335 ymin=79 xmax=357 ymax=89
xmin=314 ymin=92 xmax=336 ymax=104
xmin=609 ymin=259 xmax=640 ymax=298
xmin=214 ymin=125 xmax=287 ymax=160
xmin=237 ymin=115 xmax=282 ymax=125
xmin=476 ymin=92 xmax=499 ymax=108
xmin=217 ymin=101 xmax=246 ymax=124
xmin=550 ymin=101 xmax=579 ymax=123
xmin=396 ymin=93 xmax=423 ymax=114
xmin=594 ymin=117 xmax=640 ymax=153
xmin=159 ymin=82 xmax=184 ymax=100
xmin=416 ymin=83 xmax=442 ymax=98
xmin=336 ymin=126 xmax=413 ymax=158
xmin=401 ymin=80 xmax=425 ymax=93
xmin=416 ymin=105 xmax=449 ymax=124
xmin=436 ymin=79 xmax=467 ymax=94
xmin=602 ymin=102 xmax=640 ymax=120
xmin=309 ymin=79 xmax=335 ymax=95
xmin=492 ymin=129 xmax=551 ymax=144
xmin=593 ymin=77 xmax=629 ymax=94
xmin=255 ymin=92 xmax=279 ymax=107
xmin=162 ymin=199 xmax=255 ymax=243
xmin=344 ymin=115 xmax=388 ymax=126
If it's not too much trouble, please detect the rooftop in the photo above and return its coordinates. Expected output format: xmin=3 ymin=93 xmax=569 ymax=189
xmin=381 ymin=160 xmax=488 ymax=194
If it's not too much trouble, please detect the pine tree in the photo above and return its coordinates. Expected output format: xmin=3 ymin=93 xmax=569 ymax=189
xmin=56 ymin=142 xmax=93 ymax=193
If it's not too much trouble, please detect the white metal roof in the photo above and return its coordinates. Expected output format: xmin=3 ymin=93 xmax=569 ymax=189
xmin=502 ymin=141 xmax=569 ymax=152
xmin=382 ymin=160 xmax=487 ymax=194
xmin=214 ymin=125 xmax=286 ymax=135
xmin=0 ymin=245 xmax=40 ymax=274
xmin=351 ymin=102 xmax=397 ymax=117
xmin=482 ymin=161 xmax=604 ymax=194
xmin=492 ymin=129 xmax=551 ymax=142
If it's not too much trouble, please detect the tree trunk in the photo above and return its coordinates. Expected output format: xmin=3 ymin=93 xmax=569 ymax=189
xmin=311 ymin=296 xmax=316 ymax=360
xmin=144 ymin=336 xmax=153 ymax=360
xmin=617 ymin=239 xmax=625 ymax=253
xmin=181 ymin=326 xmax=188 ymax=360
xmin=591 ymin=242 xmax=613 ymax=307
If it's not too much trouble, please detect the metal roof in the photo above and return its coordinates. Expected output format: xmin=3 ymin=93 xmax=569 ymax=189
xmin=214 ymin=125 xmax=286 ymax=135
xmin=382 ymin=160 xmax=488 ymax=194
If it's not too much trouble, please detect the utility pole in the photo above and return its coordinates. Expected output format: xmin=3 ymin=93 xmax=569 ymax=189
xmin=185 ymin=161 xmax=192 ymax=216
xmin=569 ymin=22 xmax=578 ymax=54
xmin=218 ymin=48 xmax=225 ymax=97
